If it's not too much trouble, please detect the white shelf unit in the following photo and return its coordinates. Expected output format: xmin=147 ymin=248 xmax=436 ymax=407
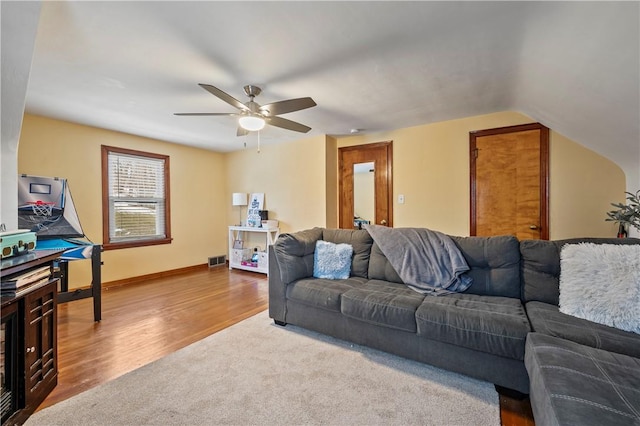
xmin=228 ymin=226 xmax=280 ymax=275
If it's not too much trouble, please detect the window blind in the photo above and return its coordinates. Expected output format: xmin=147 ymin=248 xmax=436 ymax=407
xmin=107 ymin=152 xmax=166 ymax=242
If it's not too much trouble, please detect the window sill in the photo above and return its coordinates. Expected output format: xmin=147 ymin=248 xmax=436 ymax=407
xmin=103 ymin=237 xmax=172 ymax=251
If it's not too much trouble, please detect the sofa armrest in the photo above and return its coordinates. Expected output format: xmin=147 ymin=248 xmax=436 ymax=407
xmin=268 ymin=246 xmax=287 ymax=323
xmin=273 ymin=227 xmax=323 ymax=285
xmin=268 ymin=227 xmax=323 ymax=324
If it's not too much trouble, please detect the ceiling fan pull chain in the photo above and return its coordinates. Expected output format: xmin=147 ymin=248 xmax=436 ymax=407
xmin=257 ymin=131 xmax=261 ymax=154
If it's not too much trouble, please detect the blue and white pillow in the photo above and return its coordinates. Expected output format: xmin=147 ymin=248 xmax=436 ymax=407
xmin=313 ymin=240 xmax=353 ymax=280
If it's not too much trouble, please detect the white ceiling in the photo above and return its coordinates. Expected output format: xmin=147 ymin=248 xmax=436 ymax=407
xmin=17 ymin=1 xmax=640 ymax=183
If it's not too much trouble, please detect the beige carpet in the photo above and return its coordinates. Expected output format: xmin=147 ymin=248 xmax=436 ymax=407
xmin=27 ymin=310 xmax=499 ymax=425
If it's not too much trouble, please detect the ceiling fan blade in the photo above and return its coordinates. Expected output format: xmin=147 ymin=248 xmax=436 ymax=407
xmin=174 ymin=112 xmax=237 ymax=116
xmin=259 ymin=97 xmax=316 ymax=116
xmin=268 ymin=116 xmax=312 ymax=133
xmin=237 ymin=126 xmax=249 ymax=137
xmin=198 ymin=84 xmax=249 ymax=112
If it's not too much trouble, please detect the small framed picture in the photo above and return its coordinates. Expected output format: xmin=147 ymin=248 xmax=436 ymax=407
xmin=233 ymin=239 xmax=244 ymax=249
xmin=247 ymin=193 xmax=265 ymax=227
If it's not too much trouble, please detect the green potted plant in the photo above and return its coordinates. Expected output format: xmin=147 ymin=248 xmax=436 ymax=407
xmin=606 ymin=190 xmax=640 ymax=237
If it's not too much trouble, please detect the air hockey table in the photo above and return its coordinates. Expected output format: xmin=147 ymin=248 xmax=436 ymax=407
xmin=36 ymin=238 xmax=102 ymax=322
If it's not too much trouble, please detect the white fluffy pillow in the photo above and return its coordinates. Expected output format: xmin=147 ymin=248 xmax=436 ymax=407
xmin=559 ymin=243 xmax=640 ymax=334
xmin=313 ymin=240 xmax=353 ymax=280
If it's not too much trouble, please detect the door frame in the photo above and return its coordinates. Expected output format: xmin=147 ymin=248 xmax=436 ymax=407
xmin=469 ymin=123 xmax=549 ymax=239
xmin=338 ymin=141 xmax=393 ymax=229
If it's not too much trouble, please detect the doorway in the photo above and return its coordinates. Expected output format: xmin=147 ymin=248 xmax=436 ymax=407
xmin=470 ymin=123 xmax=549 ymax=240
xmin=338 ymin=141 xmax=393 ymax=229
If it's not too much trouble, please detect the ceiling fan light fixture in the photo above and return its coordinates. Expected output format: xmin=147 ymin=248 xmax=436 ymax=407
xmin=176 ymin=84 xmax=315 ymax=135
xmin=238 ymin=115 xmax=265 ymax=131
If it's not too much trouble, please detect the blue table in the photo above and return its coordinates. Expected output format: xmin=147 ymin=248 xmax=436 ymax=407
xmin=36 ymin=239 xmax=102 ymax=321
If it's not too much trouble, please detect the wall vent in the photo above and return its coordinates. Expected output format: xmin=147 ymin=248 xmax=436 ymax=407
xmin=208 ymin=255 xmax=227 ymax=268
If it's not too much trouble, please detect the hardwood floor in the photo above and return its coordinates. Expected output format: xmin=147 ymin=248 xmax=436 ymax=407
xmin=41 ymin=266 xmax=268 ymax=410
xmin=39 ymin=266 xmax=534 ymax=425
xmin=500 ymin=393 xmax=535 ymax=426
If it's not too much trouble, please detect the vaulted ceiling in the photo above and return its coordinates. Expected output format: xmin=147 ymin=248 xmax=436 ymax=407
xmin=7 ymin=1 xmax=640 ymax=186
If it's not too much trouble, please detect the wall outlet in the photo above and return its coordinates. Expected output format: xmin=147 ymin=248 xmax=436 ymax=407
xmin=398 ymin=194 xmax=405 ymax=204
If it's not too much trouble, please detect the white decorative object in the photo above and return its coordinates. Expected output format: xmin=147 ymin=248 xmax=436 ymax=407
xmin=246 ymin=193 xmax=264 ymax=228
xmin=257 ymin=251 xmax=268 ymax=269
xmin=231 ymin=248 xmax=251 ymax=264
xmin=262 ymin=219 xmax=278 ymax=229
xmin=232 ymin=193 xmax=248 ymax=226
xmin=559 ymin=243 xmax=640 ymax=334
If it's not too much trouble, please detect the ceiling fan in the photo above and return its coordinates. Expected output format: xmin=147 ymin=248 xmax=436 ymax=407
xmin=175 ymin=84 xmax=317 ymax=136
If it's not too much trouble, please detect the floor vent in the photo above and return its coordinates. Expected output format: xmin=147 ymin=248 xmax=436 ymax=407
xmin=208 ymin=255 xmax=227 ymax=268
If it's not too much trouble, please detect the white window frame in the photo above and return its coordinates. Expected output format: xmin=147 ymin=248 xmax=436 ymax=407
xmin=101 ymin=145 xmax=171 ymax=250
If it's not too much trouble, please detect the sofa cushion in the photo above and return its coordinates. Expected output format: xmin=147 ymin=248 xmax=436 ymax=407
xmin=286 ymin=277 xmax=367 ymax=312
xmin=525 ymin=332 xmax=640 ymax=426
xmin=416 ymin=294 xmax=530 ymax=360
xmin=368 ymin=235 xmax=522 ymax=299
xmin=322 ymin=228 xmax=373 ymax=278
xmin=520 ymin=237 xmax=640 ymax=305
xmin=451 ymin=235 xmax=521 ymax=298
xmin=526 ymin=301 xmax=640 ymax=359
xmin=367 ymin=243 xmax=403 ymax=284
xmin=341 ymin=280 xmax=425 ymax=332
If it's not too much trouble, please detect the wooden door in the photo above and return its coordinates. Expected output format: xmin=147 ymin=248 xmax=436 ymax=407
xmin=339 ymin=142 xmax=393 ymax=229
xmin=470 ymin=123 xmax=549 ymax=240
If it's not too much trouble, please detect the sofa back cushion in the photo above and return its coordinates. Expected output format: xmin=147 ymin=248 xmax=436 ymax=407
xmin=451 ymin=235 xmax=521 ymax=298
xmin=520 ymin=237 xmax=640 ymax=305
xmin=368 ymin=242 xmax=404 ymax=284
xmin=368 ymin=234 xmax=521 ymax=298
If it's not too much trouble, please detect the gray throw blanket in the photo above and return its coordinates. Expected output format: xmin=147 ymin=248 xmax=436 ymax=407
xmin=365 ymin=225 xmax=472 ymax=295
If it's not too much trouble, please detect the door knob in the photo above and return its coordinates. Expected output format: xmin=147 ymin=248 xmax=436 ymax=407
xmin=529 ymin=225 xmax=538 ymax=230
xmin=380 ymin=219 xmax=387 ymax=226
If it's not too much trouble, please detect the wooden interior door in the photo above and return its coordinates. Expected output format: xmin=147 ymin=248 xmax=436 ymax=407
xmin=339 ymin=142 xmax=393 ymax=229
xmin=470 ymin=123 xmax=549 ymax=240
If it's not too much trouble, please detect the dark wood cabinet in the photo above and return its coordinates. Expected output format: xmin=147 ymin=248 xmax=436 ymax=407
xmin=2 ymin=251 xmax=60 ymax=425
xmin=22 ymin=282 xmax=57 ymax=418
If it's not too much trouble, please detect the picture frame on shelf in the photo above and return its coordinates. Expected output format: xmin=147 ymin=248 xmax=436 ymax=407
xmin=246 ymin=193 xmax=264 ymax=227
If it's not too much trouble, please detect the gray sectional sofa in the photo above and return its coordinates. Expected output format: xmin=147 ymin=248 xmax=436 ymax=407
xmin=268 ymin=228 xmax=640 ymax=425
xmin=520 ymin=238 xmax=640 ymax=425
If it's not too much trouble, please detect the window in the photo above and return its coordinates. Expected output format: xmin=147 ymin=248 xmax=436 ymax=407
xmin=101 ymin=145 xmax=171 ymax=249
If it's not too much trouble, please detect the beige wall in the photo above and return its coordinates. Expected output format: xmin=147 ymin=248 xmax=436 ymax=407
xmin=18 ymin=114 xmax=227 ymax=285
xmin=16 ymin=111 xmax=625 ymax=285
xmin=550 ymin=132 xmax=626 ymax=238
xmin=325 ymin=136 xmax=338 ymax=229
xmin=335 ymin=111 xmax=625 ymax=238
xmin=223 ymin=134 xmax=329 ymax=241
